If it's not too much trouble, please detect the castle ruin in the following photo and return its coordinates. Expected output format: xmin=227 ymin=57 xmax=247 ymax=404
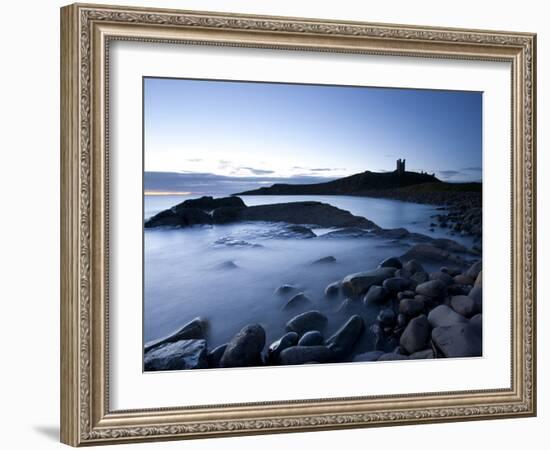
xmin=396 ymin=158 xmax=406 ymax=175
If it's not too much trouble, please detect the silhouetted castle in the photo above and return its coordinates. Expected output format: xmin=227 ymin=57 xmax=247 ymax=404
xmin=396 ymin=158 xmax=406 ymax=175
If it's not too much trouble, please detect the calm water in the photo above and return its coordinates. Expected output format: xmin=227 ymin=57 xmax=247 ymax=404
xmin=143 ymin=194 xmax=472 ymax=354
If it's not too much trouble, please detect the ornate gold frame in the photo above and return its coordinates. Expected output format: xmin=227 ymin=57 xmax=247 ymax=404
xmin=60 ymin=3 xmax=537 ymax=446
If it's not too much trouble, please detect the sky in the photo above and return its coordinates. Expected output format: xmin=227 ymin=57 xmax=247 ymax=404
xmin=143 ymin=77 xmax=482 ymax=194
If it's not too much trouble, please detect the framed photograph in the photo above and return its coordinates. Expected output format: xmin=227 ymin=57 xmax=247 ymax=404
xmin=60 ymin=3 xmax=537 ymax=446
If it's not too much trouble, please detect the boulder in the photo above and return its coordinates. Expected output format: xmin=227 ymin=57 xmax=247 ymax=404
xmin=174 ymin=196 xmax=246 ymax=212
xmin=428 ymin=305 xmax=468 ymax=328
xmin=378 ymin=353 xmax=409 ymax=361
xmin=374 ymin=228 xmax=410 ymax=239
xmin=466 ymin=260 xmax=482 ymax=280
xmin=383 ymin=277 xmax=411 ymax=293
xmin=274 ymin=284 xmax=299 ymax=296
xmin=397 ymin=290 xmax=416 ymax=300
xmin=215 ymin=260 xmax=239 ymax=270
xmin=212 ymin=206 xmax=247 ymax=224
xmin=409 ymin=349 xmax=435 ymax=359
xmin=403 ymin=259 xmax=425 ymax=275
xmin=401 ymin=243 xmax=451 ymax=262
xmin=399 ymin=298 xmax=425 ymax=317
xmin=324 ymin=281 xmax=341 ymax=298
xmin=431 ymin=238 xmax=472 ymax=254
xmin=429 ymin=271 xmax=455 ymax=286
xmin=312 ymin=256 xmax=337 ymax=265
xmin=470 ymin=314 xmax=482 ymax=335
xmin=363 ymin=285 xmax=389 ymax=305
xmin=410 ymin=271 xmax=429 ymax=285
xmin=353 ymin=350 xmax=385 ymax=362
xmin=286 ymin=310 xmax=328 ymax=335
xmin=379 ymin=257 xmax=403 ymax=269
xmin=397 ymin=313 xmax=409 ymax=328
xmin=267 ymin=332 xmax=299 ymax=363
xmin=144 ymin=317 xmax=207 ymax=353
xmin=432 ymin=323 xmax=482 ymax=358
xmin=415 ymin=280 xmax=447 ymax=298
xmin=337 ymin=298 xmax=360 ymax=314
xmin=145 ymin=207 xmax=213 ymax=228
xmin=207 ymin=344 xmax=228 ymax=368
xmin=441 ymin=266 xmax=462 ymax=276
xmin=399 ymin=315 xmax=431 ymax=354
xmin=298 ymin=330 xmax=324 ymax=346
xmin=454 ymin=274 xmax=474 ymax=285
xmin=469 ymin=286 xmax=483 ymax=312
xmin=144 ymin=339 xmax=208 ymax=371
xmin=450 ymin=295 xmax=479 ymax=317
xmin=326 ymin=315 xmax=364 ymax=359
xmin=342 ymin=267 xmax=396 ymax=297
xmin=219 ymin=324 xmax=266 ymax=368
xmin=474 ymin=270 xmax=482 ymax=287
xmin=282 ymin=293 xmax=312 ymax=311
xmin=278 ymin=346 xmax=333 ymax=365
xmin=377 ymin=308 xmax=396 ymax=326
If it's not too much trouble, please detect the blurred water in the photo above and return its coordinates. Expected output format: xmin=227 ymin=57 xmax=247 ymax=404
xmin=143 ymin=194 xmax=469 ymax=356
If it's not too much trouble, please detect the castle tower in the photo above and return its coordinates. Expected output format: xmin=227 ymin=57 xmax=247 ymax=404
xmin=396 ymin=158 xmax=406 ymax=175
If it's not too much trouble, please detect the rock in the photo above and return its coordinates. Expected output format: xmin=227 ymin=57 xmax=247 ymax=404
xmin=282 ymin=293 xmax=312 ymax=311
xmin=219 ymin=324 xmax=266 ymax=368
xmin=312 ymin=256 xmax=337 ymax=265
xmin=286 ymin=310 xmax=328 ymax=335
xmin=342 ymin=267 xmax=396 ymax=297
xmin=212 ymin=206 xmax=247 ymax=224
xmin=377 ymin=308 xmax=396 ymax=326
xmin=431 ymin=238 xmax=472 ymax=253
xmin=383 ymin=277 xmax=411 ymax=293
xmin=428 ymin=305 xmax=468 ymax=328
xmin=397 ymin=313 xmax=409 ymax=328
xmin=399 ymin=298 xmax=425 ymax=317
xmin=379 ymin=256 xmax=403 ymax=269
xmin=454 ymin=274 xmax=474 ymax=285
xmin=326 ymin=315 xmax=364 ymax=359
xmin=447 ymin=284 xmax=471 ymax=296
xmin=441 ymin=266 xmax=462 ymax=277
xmin=409 ymin=349 xmax=435 ymax=359
xmin=374 ymin=228 xmax=410 ymax=239
xmin=144 ymin=339 xmax=208 ymax=371
xmin=378 ymin=353 xmax=409 ymax=361
xmin=174 ymin=195 xmax=246 ymax=212
xmin=415 ymin=280 xmax=447 ymax=298
xmin=466 ymin=260 xmax=482 ymax=280
xmin=207 ymin=344 xmax=228 ymax=368
xmin=470 ymin=314 xmax=482 ymax=334
xmin=450 ymin=295 xmax=479 ymax=317
xmin=399 ymin=315 xmax=431 ymax=354
xmin=144 ymin=317 xmax=207 ymax=353
xmin=320 ymin=227 xmax=371 ymax=239
xmin=353 ymin=350 xmax=384 ymax=362
xmin=410 ymin=271 xmax=429 ymax=285
xmin=278 ymin=346 xmax=333 ymax=365
xmin=395 ymin=268 xmax=412 ymax=279
xmin=280 ymin=225 xmax=317 ymax=239
xmin=469 ymin=285 xmax=482 ymax=312
xmin=403 ymin=259 xmax=425 ymax=274
xmin=429 ymin=271 xmax=455 ymax=285
xmin=474 ymin=270 xmax=482 ymax=287
xmin=275 ymin=284 xmax=299 ymax=296
xmin=298 ymin=330 xmax=324 ymax=346
xmin=337 ymin=298 xmax=360 ymax=314
xmin=215 ymin=260 xmax=239 ymax=270
xmin=432 ymin=323 xmax=482 ymax=357
xmin=324 ymin=281 xmax=341 ymax=297
xmin=397 ymin=290 xmax=415 ymax=300
xmin=401 ymin=243 xmax=451 ymax=262
xmin=267 ymin=332 xmax=299 ymax=363
xmin=363 ymin=285 xmax=389 ymax=305
xmin=145 ymin=207 xmax=213 ymax=228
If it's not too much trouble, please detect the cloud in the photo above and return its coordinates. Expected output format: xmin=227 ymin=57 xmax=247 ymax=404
xmin=461 ymin=166 xmax=482 ymax=171
xmin=436 ymin=169 xmax=482 ymax=183
xmin=238 ymin=167 xmax=275 ymax=175
xmin=438 ymin=170 xmax=461 ymax=177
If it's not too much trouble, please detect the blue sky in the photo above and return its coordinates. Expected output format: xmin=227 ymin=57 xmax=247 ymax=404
xmin=144 ymin=77 xmax=482 ymax=193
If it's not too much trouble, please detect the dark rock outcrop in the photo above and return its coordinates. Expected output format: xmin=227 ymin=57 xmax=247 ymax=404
xmin=286 ymin=310 xmax=328 ymax=335
xmin=399 ymin=315 xmax=431 ymax=354
xmin=267 ymin=332 xmax=299 ymax=363
xmin=342 ymin=267 xmax=396 ymax=297
xmin=326 ymin=315 xmax=364 ymax=359
xmin=278 ymin=346 xmax=333 ymax=365
xmin=432 ymin=322 xmax=482 ymax=358
xmin=144 ymin=339 xmax=208 ymax=371
xmin=298 ymin=330 xmax=324 ymax=346
xmin=219 ymin=324 xmax=266 ymax=368
xmin=144 ymin=317 xmax=207 ymax=353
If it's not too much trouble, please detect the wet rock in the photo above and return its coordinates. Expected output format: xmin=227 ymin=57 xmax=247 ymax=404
xmin=429 ymin=271 xmax=455 ymax=286
xmin=409 ymin=349 xmax=435 ymax=359
xmin=145 ymin=207 xmax=213 ymax=228
xmin=383 ymin=277 xmax=411 ymax=293
xmin=401 ymin=243 xmax=451 ymax=263
xmin=428 ymin=305 xmax=468 ymax=328
xmin=219 ymin=324 xmax=266 ymax=368
xmin=454 ymin=274 xmax=474 ymax=285
xmin=469 ymin=285 xmax=482 ymax=312
xmin=377 ymin=308 xmax=396 ymax=326
xmin=474 ymin=271 xmax=482 ymax=287
xmin=267 ymin=332 xmax=299 ymax=363
xmin=337 ymin=298 xmax=360 ymax=314
xmin=378 ymin=353 xmax=409 ymax=361
xmin=324 ymin=281 xmax=341 ymax=298
xmin=342 ymin=267 xmax=397 ymax=297
xmin=211 ymin=206 xmax=245 ymax=224
xmin=321 ymin=228 xmax=371 ymax=239
xmin=415 ymin=280 xmax=447 ymax=298
xmin=466 ymin=260 xmax=482 ymax=280
xmin=326 ymin=315 xmax=364 ymax=359
xmin=278 ymin=346 xmax=333 ymax=365
xmin=431 ymin=238 xmax=472 ymax=254
xmin=470 ymin=313 xmax=482 ymax=334
xmin=353 ymin=350 xmax=384 ymax=362
xmin=374 ymin=228 xmax=410 ymax=239
xmin=397 ymin=313 xmax=409 ymax=328
xmin=447 ymin=284 xmax=471 ymax=296
xmin=363 ymin=285 xmax=389 ymax=305
xmin=312 ymin=256 xmax=337 ymax=265
xmin=451 ymin=295 xmax=479 ymax=317
xmin=441 ymin=266 xmax=462 ymax=277
xmin=207 ymin=344 xmax=228 ymax=368
xmin=399 ymin=298 xmax=425 ymax=317
xmin=144 ymin=339 xmax=208 ymax=371
xmin=298 ymin=330 xmax=324 ymax=346
xmin=400 ymin=315 xmax=431 ymax=354
xmin=282 ymin=293 xmax=312 ymax=311
xmin=215 ymin=260 xmax=239 ymax=270
xmin=174 ymin=195 xmax=246 ymax=212
xmin=275 ymin=284 xmax=299 ymax=296
xmin=403 ymin=259 xmax=425 ymax=275
xmin=144 ymin=317 xmax=207 ymax=353
xmin=286 ymin=310 xmax=328 ymax=335
xmin=397 ymin=290 xmax=416 ymax=300
xmin=432 ymin=323 xmax=482 ymax=358
xmin=379 ymin=256 xmax=403 ymax=269
xmin=410 ymin=271 xmax=429 ymax=285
